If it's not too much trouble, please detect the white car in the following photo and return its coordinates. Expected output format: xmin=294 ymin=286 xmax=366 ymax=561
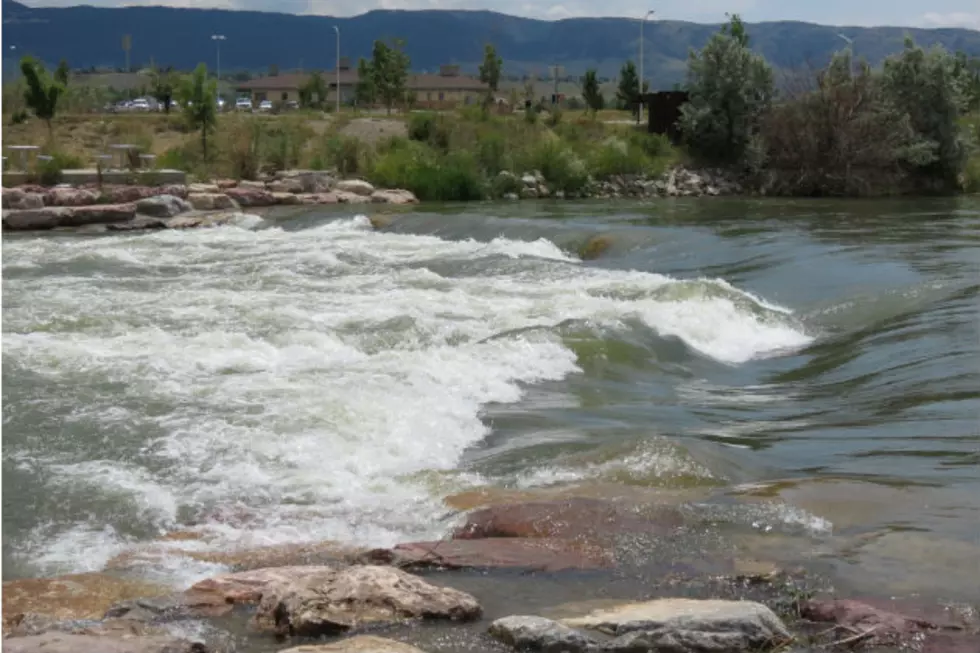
xmin=235 ymin=97 xmax=253 ymax=111
xmin=130 ymin=98 xmax=151 ymax=112
xmin=258 ymin=100 xmax=273 ymax=112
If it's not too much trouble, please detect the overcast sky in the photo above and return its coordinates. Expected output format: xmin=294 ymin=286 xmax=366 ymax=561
xmin=17 ymin=0 xmax=980 ymax=29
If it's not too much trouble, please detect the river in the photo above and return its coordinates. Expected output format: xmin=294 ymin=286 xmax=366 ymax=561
xmin=3 ymin=197 xmax=979 ymax=609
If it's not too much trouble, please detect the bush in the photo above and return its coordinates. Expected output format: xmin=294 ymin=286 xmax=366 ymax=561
xmin=368 ymin=139 xmax=486 ymax=201
xmin=588 ymin=137 xmax=650 ymax=178
xmin=219 ymin=118 xmax=262 ymax=180
xmin=519 ymin=137 xmax=589 ymax=194
xmin=313 ymin=134 xmax=371 ymax=177
xmin=35 ymin=150 xmax=83 ymax=185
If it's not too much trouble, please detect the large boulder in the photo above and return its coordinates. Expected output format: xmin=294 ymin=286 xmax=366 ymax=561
xmin=271 ymin=191 xmax=301 ymax=205
xmin=136 ymin=194 xmax=192 ymax=218
xmin=253 ymin=565 xmax=481 ymax=638
xmin=4 ymin=189 xmax=45 ymax=210
xmin=107 ymin=216 xmax=170 ymax=231
xmin=335 ymin=179 xmax=375 ymax=196
xmin=186 ymin=193 xmax=238 ymax=211
xmin=46 ymin=187 xmax=100 ymax=207
xmin=267 ymin=178 xmax=304 ymax=194
xmin=237 ymin=180 xmax=267 ymax=190
xmin=370 ymin=189 xmax=418 ymax=205
xmin=3 ymin=208 xmax=63 ymax=230
xmin=278 ymin=636 xmax=430 ymax=652
xmin=224 ymin=186 xmax=276 ymax=207
xmin=100 ymin=186 xmax=159 ymax=204
xmin=58 ymin=203 xmax=137 ymax=227
xmin=3 ymin=632 xmax=209 ymax=653
xmin=334 ymin=191 xmax=372 ymax=204
xmin=385 ymin=538 xmax=612 ymax=572
xmin=296 ymin=193 xmax=339 ymax=205
xmin=186 ymin=566 xmax=335 ymax=608
xmin=2 ymin=573 xmax=169 ymax=634
xmin=562 ymin=598 xmax=792 ymax=653
xmin=489 ymin=616 xmax=596 ymax=653
xmin=188 ymin=182 xmax=220 ymax=194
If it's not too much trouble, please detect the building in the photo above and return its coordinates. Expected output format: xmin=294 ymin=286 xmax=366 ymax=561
xmin=235 ymin=61 xmax=488 ymax=109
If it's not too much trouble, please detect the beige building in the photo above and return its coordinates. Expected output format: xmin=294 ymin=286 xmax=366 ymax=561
xmin=236 ymin=61 xmax=488 ymax=109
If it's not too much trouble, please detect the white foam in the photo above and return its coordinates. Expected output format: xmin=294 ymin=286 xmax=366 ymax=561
xmin=3 ymin=217 xmax=813 ymax=579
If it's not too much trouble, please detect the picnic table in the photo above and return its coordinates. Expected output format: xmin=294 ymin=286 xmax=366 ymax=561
xmin=108 ymin=143 xmax=138 ymax=169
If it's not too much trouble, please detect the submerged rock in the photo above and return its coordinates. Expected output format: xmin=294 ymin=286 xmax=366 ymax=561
xmin=253 ymin=565 xmax=481 ymax=637
xmin=186 ymin=193 xmax=238 ymax=211
xmin=562 ymin=598 xmax=792 ymax=652
xmin=277 ymin=635 xmax=430 ymax=652
xmin=296 ymin=192 xmax=339 ymax=205
xmin=489 ymin=615 xmax=596 ymax=653
xmin=387 ymin=538 xmax=613 ymax=572
xmin=136 ymin=194 xmax=192 ymax=218
xmin=370 ymin=189 xmax=418 ymax=205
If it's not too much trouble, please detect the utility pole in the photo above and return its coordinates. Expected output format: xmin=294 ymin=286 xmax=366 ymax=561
xmin=333 ymin=25 xmax=341 ymax=113
xmin=638 ymin=9 xmax=654 ymax=124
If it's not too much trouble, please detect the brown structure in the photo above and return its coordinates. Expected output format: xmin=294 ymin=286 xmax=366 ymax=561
xmin=236 ymin=61 xmax=489 ymax=109
xmin=643 ymin=91 xmax=689 ymax=144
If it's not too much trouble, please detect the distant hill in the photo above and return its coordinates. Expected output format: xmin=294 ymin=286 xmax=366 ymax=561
xmin=3 ymin=0 xmax=980 ymax=88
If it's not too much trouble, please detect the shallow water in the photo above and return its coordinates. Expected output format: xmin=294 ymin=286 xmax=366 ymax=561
xmin=3 ymin=197 xmax=979 ymax=606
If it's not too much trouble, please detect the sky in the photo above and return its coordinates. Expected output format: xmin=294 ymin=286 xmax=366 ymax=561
xmin=16 ymin=0 xmax=980 ymax=29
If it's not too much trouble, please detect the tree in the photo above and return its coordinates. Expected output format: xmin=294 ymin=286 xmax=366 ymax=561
xmin=20 ymin=56 xmax=67 ymax=139
xmin=679 ymin=13 xmax=774 ymax=167
xmin=616 ymin=61 xmax=638 ymax=112
xmin=581 ymin=69 xmax=604 ymax=116
xmin=369 ymin=39 xmax=410 ymax=114
xmin=150 ymin=65 xmax=176 ymax=114
xmin=355 ymin=57 xmax=375 ymax=106
xmin=882 ymin=37 xmax=968 ymax=189
xmin=479 ymin=43 xmax=503 ymax=103
xmin=299 ymin=71 xmax=328 ymax=109
xmin=178 ymin=63 xmax=218 ymax=159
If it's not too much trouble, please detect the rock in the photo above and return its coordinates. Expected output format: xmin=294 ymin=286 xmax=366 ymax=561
xmin=2 ymin=186 xmax=22 ymax=208
xmin=253 ymin=565 xmax=481 ymax=637
xmin=296 ymin=172 xmax=336 ymax=194
xmin=2 ymin=574 xmax=169 ymax=634
xmin=370 ymin=189 xmax=418 ymax=205
xmin=452 ymin=497 xmax=684 ymax=542
xmin=238 ymin=180 xmax=267 ymax=190
xmin=214 ymin=179 xmax=238 ymax=190
xmin=188 ymin=183 xmax=220 ymax=194
xmin=272 ymin=191 xmax=301 ymax=205
xmin=503 ymin=193 xmax=519 ymax=201
xmin=521 ymin=174 xmax=538 ymax=188
xmin=3 ymin=207 xmax=63 ymax=230
xmin=335 ymin=191 xmax=372 ymax=204
xmin=6 ymin=191 xmax=45 ymax=210
xmin=277 ymin=636 xmax=430 ymax=652
xmin=158 ymin=184 xmax=190 ymax=199
xmin=519 ymin=186 xmax=538 ymax=199
xmin=59 ymin=203 xmax=137 ymax=227
xmin=100 ymin=186 xmax=159 ymax=204
xmin=46 ymin=187 xmax=99 ymax=207
xmin=104 ymin=592 xmax=235 ymax=621
xmin=385 ymin=538 xmax=612 ymax=572
xmin=165 ymin=215 xmax=206 ymax=229
xmin=267 ymin=178 xmax=304 ymax=194
xmin=186 ymin=193 xmax=238 ymax=211
xmin=489 ymin=616 xmax=597 ymax=653
xmin=209 ymin=211 xmax=266 ymax=230
xmin=107 ymin=216 xmax=169 ymax=231
xmin=296 ymin=193 xmax=339 ymax=205
xmin=562 ymin=598 xmax=792 ymax=653
xmin=224 ymin=186 xmax=276 ymax=207
xmin=187 ymin=566 xmax=336 ymax=607
xmin=136 ymin=194 xmax=192 ymax=218
xmin=800 ymin=598 xmax=972 ymax=648
xmin=3 ymin=632 xmax=209 ymax=653
xmin=335 ymin=179 xmax=375 ymax=196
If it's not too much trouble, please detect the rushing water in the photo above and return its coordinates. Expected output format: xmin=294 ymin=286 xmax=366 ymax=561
xmin=3 ymin=197 xmax=979 ymax=605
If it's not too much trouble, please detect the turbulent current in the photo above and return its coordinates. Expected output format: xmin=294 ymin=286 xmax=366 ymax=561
xmin=3 ymin=198 xmax=979 ymax=602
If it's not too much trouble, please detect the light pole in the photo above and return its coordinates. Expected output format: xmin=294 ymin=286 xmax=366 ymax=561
xmin=638 ymin=9 xmax=654 ymax=124
xmin=211 ymin=34 xmax=226 ymax=81
xmin=333 ymin=25 xmax=341 ymax=113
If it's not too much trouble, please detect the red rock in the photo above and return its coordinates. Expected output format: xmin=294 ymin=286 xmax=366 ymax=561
xmin=214 ymin=179 xmax=238 ymax=189
xmin=923 ymin=632 xmax=980 ymax=653
xmin=3 ymin=208 xmax=63 ymax=230
xmin=296 ymin=192 xmax=339 ymax=205
xmin=386 ymin=538 xmax=614 ymax=572
xmin=58 ymin=203 xmax=136 ymax=227
xmin=271 ymin=191 xmax=300 ymax=205
xmin=452 ymin=497 xmax=684 ymax=542
xmin=100 ymin=186 xmax=158 ymax=204
xmin=185 ymin=566 xmax=334 ymax=606
xmin=46 ymin=187 xmax=99 ymax=206
xmin=4 ymin=189 xmax=45 ymax=210
xmin=800 ymin=598 xmax=974 ymax=648
xmin=224 ymin=186 xmax=276 ymax=207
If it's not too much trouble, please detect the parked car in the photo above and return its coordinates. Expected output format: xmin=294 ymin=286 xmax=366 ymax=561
xmin=130 ymin=98 xmax=151 ymax=112
xmin=235 ymin=97 xmax=253 ymax=112
xmin=258 ymin=100 xmax=273 ymax=112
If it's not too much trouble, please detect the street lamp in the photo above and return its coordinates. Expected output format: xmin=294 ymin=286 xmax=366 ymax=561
xmin=333 ymin=25 xmax=341 ymax=113
xmin=211 ymin=34 xmax=226 ymax=81
xmin=638 ymin=9 xmax=654 ymax=124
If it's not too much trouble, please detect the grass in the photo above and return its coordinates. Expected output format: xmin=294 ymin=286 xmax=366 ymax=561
xmin=2 ymin=105 xmax=677 ymax=200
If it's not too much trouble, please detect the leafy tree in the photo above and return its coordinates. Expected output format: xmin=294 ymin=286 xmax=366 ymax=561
xmin=479 ymin=43 xmax=503 ymax=103
xmin=582 ymin=69 xmax=604 ymax=116
xmin=355 ymin=57 xmax=375 ymax=106
xmin=299 ymin=71 xmax=328 ymax=109
xmin=679 ymin=13 xmax=774 ymax=167
xmin=178 ymin=63 xmax=218 ymax=159
xmin=615 ymin=61 xmax=648 ymax=118
xmin=881 ymin=37 xmax=968 ymax=189
xmin=369 ymin=39 xmax=410 ymax=114
xmin=150 ymin=65 xmax=176 ymax=114
xmin=20 ymin=56 xmax=67 ymax=139
xmin=55 ymin=60 xmax=70 ymax=86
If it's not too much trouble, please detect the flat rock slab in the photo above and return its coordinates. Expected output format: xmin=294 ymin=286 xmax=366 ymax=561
xmin=489 ymin=615 xmax=596 ymax=653
xmin=278 ymin=635 xmax=429 ymax=652
xmin=136 ymin=194 xmax=192 ymax=217
xmin=387 ymin=537 xmax=613 ymax=571
xmin=253 ymin=565 xmax=481 ymax=637
xmin=801 ymin=598 xmax=975 ymax=648
xmin=335 ymin=179 xmax=375 ymax=196
xmin=3 ymin=632 xmax=209 ymax=653
xmin=187 ymin=565 xmax=335 ymax=607
xmin=563 ymin=598 xmax=792 ymax=652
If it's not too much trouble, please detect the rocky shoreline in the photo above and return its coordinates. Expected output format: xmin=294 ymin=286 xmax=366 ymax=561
xmin=3 ymin=496 xmax=978 ymax=653
xmin=1 ymin=166 xmax=749 ymax=234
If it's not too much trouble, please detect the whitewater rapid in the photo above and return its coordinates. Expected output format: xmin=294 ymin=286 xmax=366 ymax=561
xmin=2 ymin=216 xmax=814 ymax=584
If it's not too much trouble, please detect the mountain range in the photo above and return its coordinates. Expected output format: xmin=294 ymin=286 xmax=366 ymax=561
xmin=3 ymin=0 xmax=980 ymax=88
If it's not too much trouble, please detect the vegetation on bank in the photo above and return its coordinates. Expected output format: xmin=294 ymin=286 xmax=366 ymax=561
xmin=5 ymin=18 xmax=980 ymax=199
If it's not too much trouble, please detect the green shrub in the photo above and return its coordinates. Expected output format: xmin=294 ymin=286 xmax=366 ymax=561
xmin=157 ymin=143 xmax=202 ymax=174
xmin=489 ymin=170 xmax=523 ymax=198
xmin=10 ymin=109 xmax=29 ymax=125
xmin=314 ymin=134 xmax=370 ymax=177
xmin=35 ymin=150 xmax=83 ymax=185
xmin=519 ymin=137 xmax=589 ymax=194
xmin=368 ymin=139 xmax=486 ymax=201
xmin=589 ymin=137 xmax=650 ymax=178
xmin=220 ymin=118 xmax=263 ymax=180
xmin=407 ymin=111 xmax=451 ymax=151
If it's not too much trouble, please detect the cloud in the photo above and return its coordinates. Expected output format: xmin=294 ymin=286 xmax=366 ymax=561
xmin=919 ymin=12 xmax=980 ymax=29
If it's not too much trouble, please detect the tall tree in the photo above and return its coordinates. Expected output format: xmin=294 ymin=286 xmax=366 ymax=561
xmin=178 ymin=63 xmax=218 ymax=159
xmin=679 ymin=13 xmax=774 ymax=166
xmin=479 ymin=43 xmax=503 ymax=102
xmin=616 ymin=61 xmax=640 ymax=115
xmin=299 ymin=71 xmax=328 ymax=109
xmin=581 ymin=69 xmax=604 ymax=116
xmin=355 ymin=57 xmax=375 ymax=106
xmin=20 ymin=56 xmax=67 ymax=139
xmin=150 ymin=65 xmax=176 ymax=114
xmin=370 ymin=39 xmax=410 ymax=115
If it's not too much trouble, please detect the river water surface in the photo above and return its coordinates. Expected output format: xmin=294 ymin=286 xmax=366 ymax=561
xmin=3 ymin=198 xmax=979 ymax=606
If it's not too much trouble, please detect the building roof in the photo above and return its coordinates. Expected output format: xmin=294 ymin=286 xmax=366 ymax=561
xmin=237 ymin=70 xmax=487 ymax=92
